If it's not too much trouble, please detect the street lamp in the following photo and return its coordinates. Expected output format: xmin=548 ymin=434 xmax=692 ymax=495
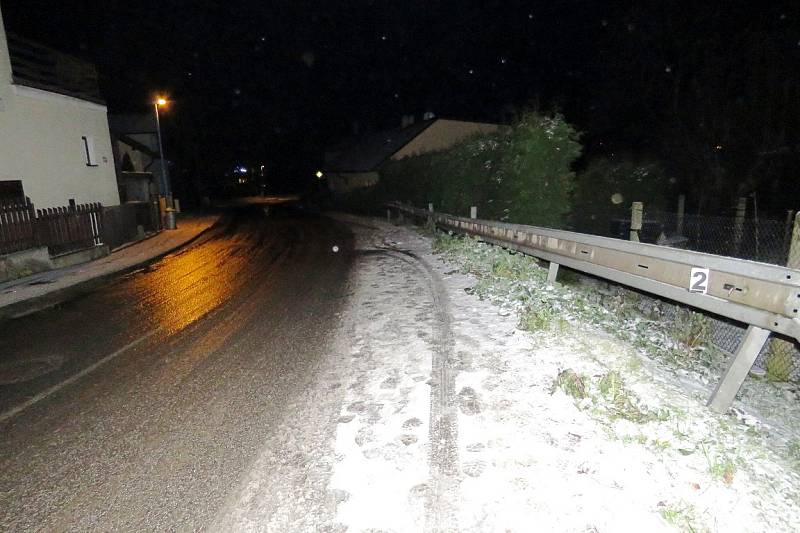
xmin=154 ymin=96 xmax=170 ymax=197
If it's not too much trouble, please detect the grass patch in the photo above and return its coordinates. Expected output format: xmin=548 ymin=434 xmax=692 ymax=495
xmin=701 ymin=443 xmax=736 ymax=485
xmin=786 ymin=440 xmax=800 ymax=470
xmin=596 ymin=370 xmax=655 ymax=423
xmin=659 ymin=501 xmax=699 ymax=532
xmin=519 ymin=301 xmax=568 ymax=333
xmin=673 ymin=309 xmax=710 ymax=349
xmin=551 ymin=368 xmax=588 ymax=399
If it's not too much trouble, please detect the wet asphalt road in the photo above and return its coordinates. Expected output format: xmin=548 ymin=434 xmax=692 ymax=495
xmin=0 ymin=205 xmax=354 ymax=530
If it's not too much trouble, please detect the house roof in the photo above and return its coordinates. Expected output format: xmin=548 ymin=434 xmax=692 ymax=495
xmin=324 ymin=119 xmax=437 ymax=173
xmin=6 ymin=32 xmax=103 ymax=104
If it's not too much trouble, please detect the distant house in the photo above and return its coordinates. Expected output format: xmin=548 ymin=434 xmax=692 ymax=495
xmin=324 ymin=117 xmax=500 ymax=192
xmin=0 ymin=6 xmax=120 ymax=208
xmin=108 ymin=113 xmax=167 ymax=203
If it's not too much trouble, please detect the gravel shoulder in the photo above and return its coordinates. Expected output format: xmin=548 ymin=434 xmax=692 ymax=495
xmin=320 ymin=213 xmax=800 ymax=533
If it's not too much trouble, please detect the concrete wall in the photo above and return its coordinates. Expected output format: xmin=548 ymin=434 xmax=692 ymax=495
xmin=0 ymin=7 xmax=120 ymax=209
xmin=0 ymin=246 xmax=52 ymax=282
xmin=391 ymin=119 xmax=500 ymax=160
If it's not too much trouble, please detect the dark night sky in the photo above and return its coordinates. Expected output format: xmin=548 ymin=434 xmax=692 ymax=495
xmin=3 ymin=1 xmax=800 ymax=196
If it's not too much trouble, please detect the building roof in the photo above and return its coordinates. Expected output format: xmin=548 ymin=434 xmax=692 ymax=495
xmin=324 ymin=119 xmax=437 ymax=173
xmin=6 ymin=32 xmax=103 ymax=104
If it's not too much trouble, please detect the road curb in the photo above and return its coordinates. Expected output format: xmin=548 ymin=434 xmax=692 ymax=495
xmin=0 ymin=217 xmax=223 ymax=321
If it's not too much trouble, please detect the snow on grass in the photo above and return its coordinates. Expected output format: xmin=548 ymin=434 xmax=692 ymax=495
xmin=326 ymin=214 xmax=800 ymax=532
xmin=430 ymin=229 xmax=800 ymax=532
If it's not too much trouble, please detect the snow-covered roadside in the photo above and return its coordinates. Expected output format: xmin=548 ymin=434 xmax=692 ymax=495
xmin=327 ymin=214 xmax=800 ymax=533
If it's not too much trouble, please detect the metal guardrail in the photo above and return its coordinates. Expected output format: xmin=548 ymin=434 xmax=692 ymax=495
xmin=389 ymin=203 xmax=800 ymax=412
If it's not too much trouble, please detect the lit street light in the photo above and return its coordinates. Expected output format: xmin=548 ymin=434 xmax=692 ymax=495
xmin=154 ymin=96 xmax=170 ymax=197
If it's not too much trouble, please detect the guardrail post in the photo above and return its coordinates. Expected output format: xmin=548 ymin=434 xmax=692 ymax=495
xmin=387 ymin=208 xmax=391 ymax=222
xmin=676 ymin=194 xmax=686 ymax=235
xmin=788 ymin=211 xmax=800 ymax=268
xmin=708 ymin=325 xmax=771 ymax=412
xmin=629 ymin=202 xmax=643 ymax=242
xmin=427 ymin=203 xmax=434 ymax=227
xmin=470 ymin=206 xmax=477 ymax=219
xmin=547 ymin=261 xmax=560 ymax=285
xmin=733 ymin=196 xmax=746 ymax=254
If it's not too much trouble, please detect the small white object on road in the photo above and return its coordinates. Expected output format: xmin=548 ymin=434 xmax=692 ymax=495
xmin=332 ymin=245 xmax=339 ymax=253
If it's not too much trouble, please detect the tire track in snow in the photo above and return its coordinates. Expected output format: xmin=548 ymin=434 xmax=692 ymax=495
xmin=384 ymin=247 xmax=460 ymax=532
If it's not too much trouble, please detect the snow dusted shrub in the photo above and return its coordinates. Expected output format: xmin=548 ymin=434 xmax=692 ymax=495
xmin=490 ymin=112 xmax=582 ymax=228
xmin=380 ymin=111 xmax=582 ymax=228
xmin=571 ymin=155 xmax=676 ymax=232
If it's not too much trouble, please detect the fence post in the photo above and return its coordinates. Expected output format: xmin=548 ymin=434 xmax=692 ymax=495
xmin=26 ymin=197 xmax=38 ymax=246
xmin=676 ymin=194 xmax=686 ymax=235
xmin=788 ymin=212 xmax=800 ymax=269
xmin=764 ymin=212 xmax=800 ymax=385
xmin=629 ymin=202 xmax=643 ymax=242
xmin=470 ymin=206 xmax=477 ymax=219
xmin=386 ymin=208 xmax=391 ymax=222
xmin=783 ymin=210 xmax=795 ymax=258
xmin=733 ymin=196 xmax=746 ymax=254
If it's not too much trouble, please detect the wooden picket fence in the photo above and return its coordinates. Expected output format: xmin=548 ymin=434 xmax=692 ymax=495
xmin=0 ymin=199 xmax=37 ymax=255
xmin=0 ymin=198 xmax=103 ymax=256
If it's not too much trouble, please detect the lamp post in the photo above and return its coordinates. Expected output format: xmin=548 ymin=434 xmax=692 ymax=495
xmin=154 ymin=97 xmax=170 ymax=197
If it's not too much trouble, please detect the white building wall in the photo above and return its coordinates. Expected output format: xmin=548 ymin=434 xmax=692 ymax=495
xmin=0 ymin=6 xmax=120 ymax=208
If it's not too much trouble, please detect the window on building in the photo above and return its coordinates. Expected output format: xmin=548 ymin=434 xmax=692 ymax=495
xmin=81 ymin=135 xmax=98 ymax=166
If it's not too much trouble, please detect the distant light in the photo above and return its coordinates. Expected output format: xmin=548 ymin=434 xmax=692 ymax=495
xmin=156 ymin=97 xmax=167 ymax=106
xmin=715 ymin=145 xmax=723 ymax=151
xmin=260 ymin=165 xmax=265 ymax=171
xmin=235 ymin=166 xmax=248 ymax=174
xmin=316 ymin=170 xmax=324 ymax=179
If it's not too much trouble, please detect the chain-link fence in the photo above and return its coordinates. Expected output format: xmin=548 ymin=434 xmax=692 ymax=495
xmin=570 ymin=203 xmax=800 ymax=383
xmin=572 ymin=207 xmax=794 ymax=266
